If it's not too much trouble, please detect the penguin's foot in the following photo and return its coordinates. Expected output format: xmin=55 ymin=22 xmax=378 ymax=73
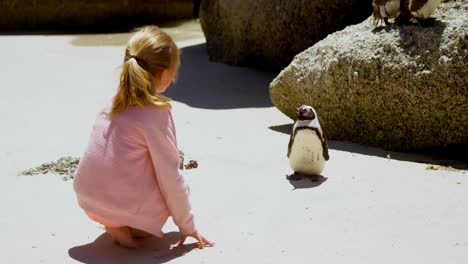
xmin=417 ymin=17 xmax=437 ymax=27
xmin=287 ymin=172 xmax=303 ymax=181
xmin=383 ymin=17 xmax=391 ymax=26
xmin=308 ymin=175 xmax=321 ymax=182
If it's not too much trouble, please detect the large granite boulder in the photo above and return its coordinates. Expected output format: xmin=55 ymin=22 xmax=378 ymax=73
xmin=199 ymin=0 xmax=372 ymax=71
xmin=0 ymin=0 xmax=194 ymax=31
xmin=270 ymin=0 xmax=468 ymax=151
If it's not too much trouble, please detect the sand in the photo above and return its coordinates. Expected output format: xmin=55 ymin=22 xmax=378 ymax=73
xmin=0 ymin=20 xmax=467 ymax=264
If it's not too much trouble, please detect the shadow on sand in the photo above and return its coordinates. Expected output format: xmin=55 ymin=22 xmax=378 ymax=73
xmin=165 ymin=44 xmax=276 ymax=109
xmin=0 ymin=18 xmax=196 ymax=37
xmin=68 ymin=232 xmax=199 ymax=264
xmin=67 ymin=20 xmax=204 ymax=47
xmin=270 ymin=123 xmax=468 ymax=170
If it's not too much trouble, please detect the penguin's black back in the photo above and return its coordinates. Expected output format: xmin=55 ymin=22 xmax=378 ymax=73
xmin=410 ymin=0 xmax=429 ymax=12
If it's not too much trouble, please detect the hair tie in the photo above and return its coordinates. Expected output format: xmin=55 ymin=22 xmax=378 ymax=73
xmin=128 ymin=55 xmax=147 ymax=68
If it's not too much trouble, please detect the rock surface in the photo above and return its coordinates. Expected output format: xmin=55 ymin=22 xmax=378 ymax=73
xmin=0 ymin=0 xmax=194 ymax=31
xmin=200 ymin=0 xmax=372 ymax=70
xmin=270 ymin=0 xmax=467 ymax=151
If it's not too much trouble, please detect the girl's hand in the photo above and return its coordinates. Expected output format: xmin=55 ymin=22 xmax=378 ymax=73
xmin=177 ymin=231 xmax=215 ymax=249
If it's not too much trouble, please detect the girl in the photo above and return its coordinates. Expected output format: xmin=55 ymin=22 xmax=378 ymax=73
xmin=73 ymin=26 xmax=214 ymax=249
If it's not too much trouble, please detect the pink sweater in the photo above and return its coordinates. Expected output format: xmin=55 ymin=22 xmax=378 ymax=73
xmin=73 ymin=102 xmax=196 ymax=237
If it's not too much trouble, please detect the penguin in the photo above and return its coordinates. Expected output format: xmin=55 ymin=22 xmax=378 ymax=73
xmin=287 ymin=105 xmax=330 ymax=181
xmin=372 ymin=0 xmax=401 ymax=26
xmin=408 ymin=0 xmax=441 ymax=25
xmin=372 ymin=0 xmax=441 ymax=26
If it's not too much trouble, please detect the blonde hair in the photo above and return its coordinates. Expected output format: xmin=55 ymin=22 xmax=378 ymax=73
xmin=110 ymin=25 xmax=180 ymax=118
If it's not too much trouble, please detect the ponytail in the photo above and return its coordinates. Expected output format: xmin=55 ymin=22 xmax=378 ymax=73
xmin=109 ymin=26 xmax=177 ymax=118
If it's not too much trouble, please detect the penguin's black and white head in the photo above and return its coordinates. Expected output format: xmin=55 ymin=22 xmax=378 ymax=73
xmin=296 ymin=105 xmax=316 ymax=121
xmin=294 ymin=105 xmax=322 ymax=130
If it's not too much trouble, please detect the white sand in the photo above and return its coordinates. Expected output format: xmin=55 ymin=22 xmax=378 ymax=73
xmin=0 ymin=27 xmax=467 ymax=264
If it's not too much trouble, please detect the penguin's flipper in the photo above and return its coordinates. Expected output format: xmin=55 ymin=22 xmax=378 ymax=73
xmin=322 ymin=130 xmax=330 ymax=161
xmin=318 ymin=116 xmax=330 ymax=161
xmin=287 ymin=130 xmax=295 ymax=158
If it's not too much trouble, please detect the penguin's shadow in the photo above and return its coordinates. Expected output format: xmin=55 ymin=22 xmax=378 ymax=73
xmin=287 ymin=175 xmax=328 ymax=190
xmin=371 ymin=25 xmax=394 ymax=34
xmin=269 ymin=123 xmax=467 ymax=169
xmin=269 ymin=124 xmax=293 ymax=134
xmin=397 ymin=20 xmax=447 ymax=55
xmin=68 ymin=232 xmax=199 ymax=264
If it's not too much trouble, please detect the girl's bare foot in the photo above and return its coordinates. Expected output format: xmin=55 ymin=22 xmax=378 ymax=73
xmin=105 ymin=226 xmax=139 ymax=249
xmin=129 ymin=227 xmax=153 ymax=239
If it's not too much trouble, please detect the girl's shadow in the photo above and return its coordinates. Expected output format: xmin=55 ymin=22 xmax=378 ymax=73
xmin=68 ymin=232 xmax=198 ymax=264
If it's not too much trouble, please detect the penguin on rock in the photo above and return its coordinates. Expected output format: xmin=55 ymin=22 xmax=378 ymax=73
xmin=287 ymin=105 xmax=329 ymax=181
xmin=372 ymin=0 xmax=442 ymax=26
xmin=372 ymin=0 xmax=402 ymax=26
xmin=408 ymin=0 xmax=442 ymax=25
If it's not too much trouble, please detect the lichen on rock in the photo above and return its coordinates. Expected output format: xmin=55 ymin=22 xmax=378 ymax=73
xmin=200 ymin=0 xmax=372 ymax=70
xmin=270 ymin=0 xmax=467 ymax=151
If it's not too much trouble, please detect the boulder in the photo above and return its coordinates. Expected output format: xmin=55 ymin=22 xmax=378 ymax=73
xmin=0 ymin=0 xmax=194 ymax=31
xmin=270 ymin=0 xmax=467 ymax=151
xmin=199 ymin=0 xmax=372 ymax=70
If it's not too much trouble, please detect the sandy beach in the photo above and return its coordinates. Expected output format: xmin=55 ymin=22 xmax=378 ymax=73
xmin=0 ymin=20 xmax=467 ymax=264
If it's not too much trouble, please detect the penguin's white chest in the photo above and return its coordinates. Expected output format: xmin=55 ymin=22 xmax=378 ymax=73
xmin=410 ymin=0 xmax=441 ymax=18
xmin=380 ymin=0 xmax=400 ymax=18
xmin=289 ymin=130 xmax=325 ymax=176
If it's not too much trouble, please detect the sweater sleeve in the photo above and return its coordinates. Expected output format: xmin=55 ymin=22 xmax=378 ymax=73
xmin=143 ymin=107 xmax=196 ymax=235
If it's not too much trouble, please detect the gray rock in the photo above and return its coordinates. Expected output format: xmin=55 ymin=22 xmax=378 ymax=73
xmin=200 ymin=0 xmax=372 ymax=70
xmin=270 ymin=0 xmax=467 ymax=151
